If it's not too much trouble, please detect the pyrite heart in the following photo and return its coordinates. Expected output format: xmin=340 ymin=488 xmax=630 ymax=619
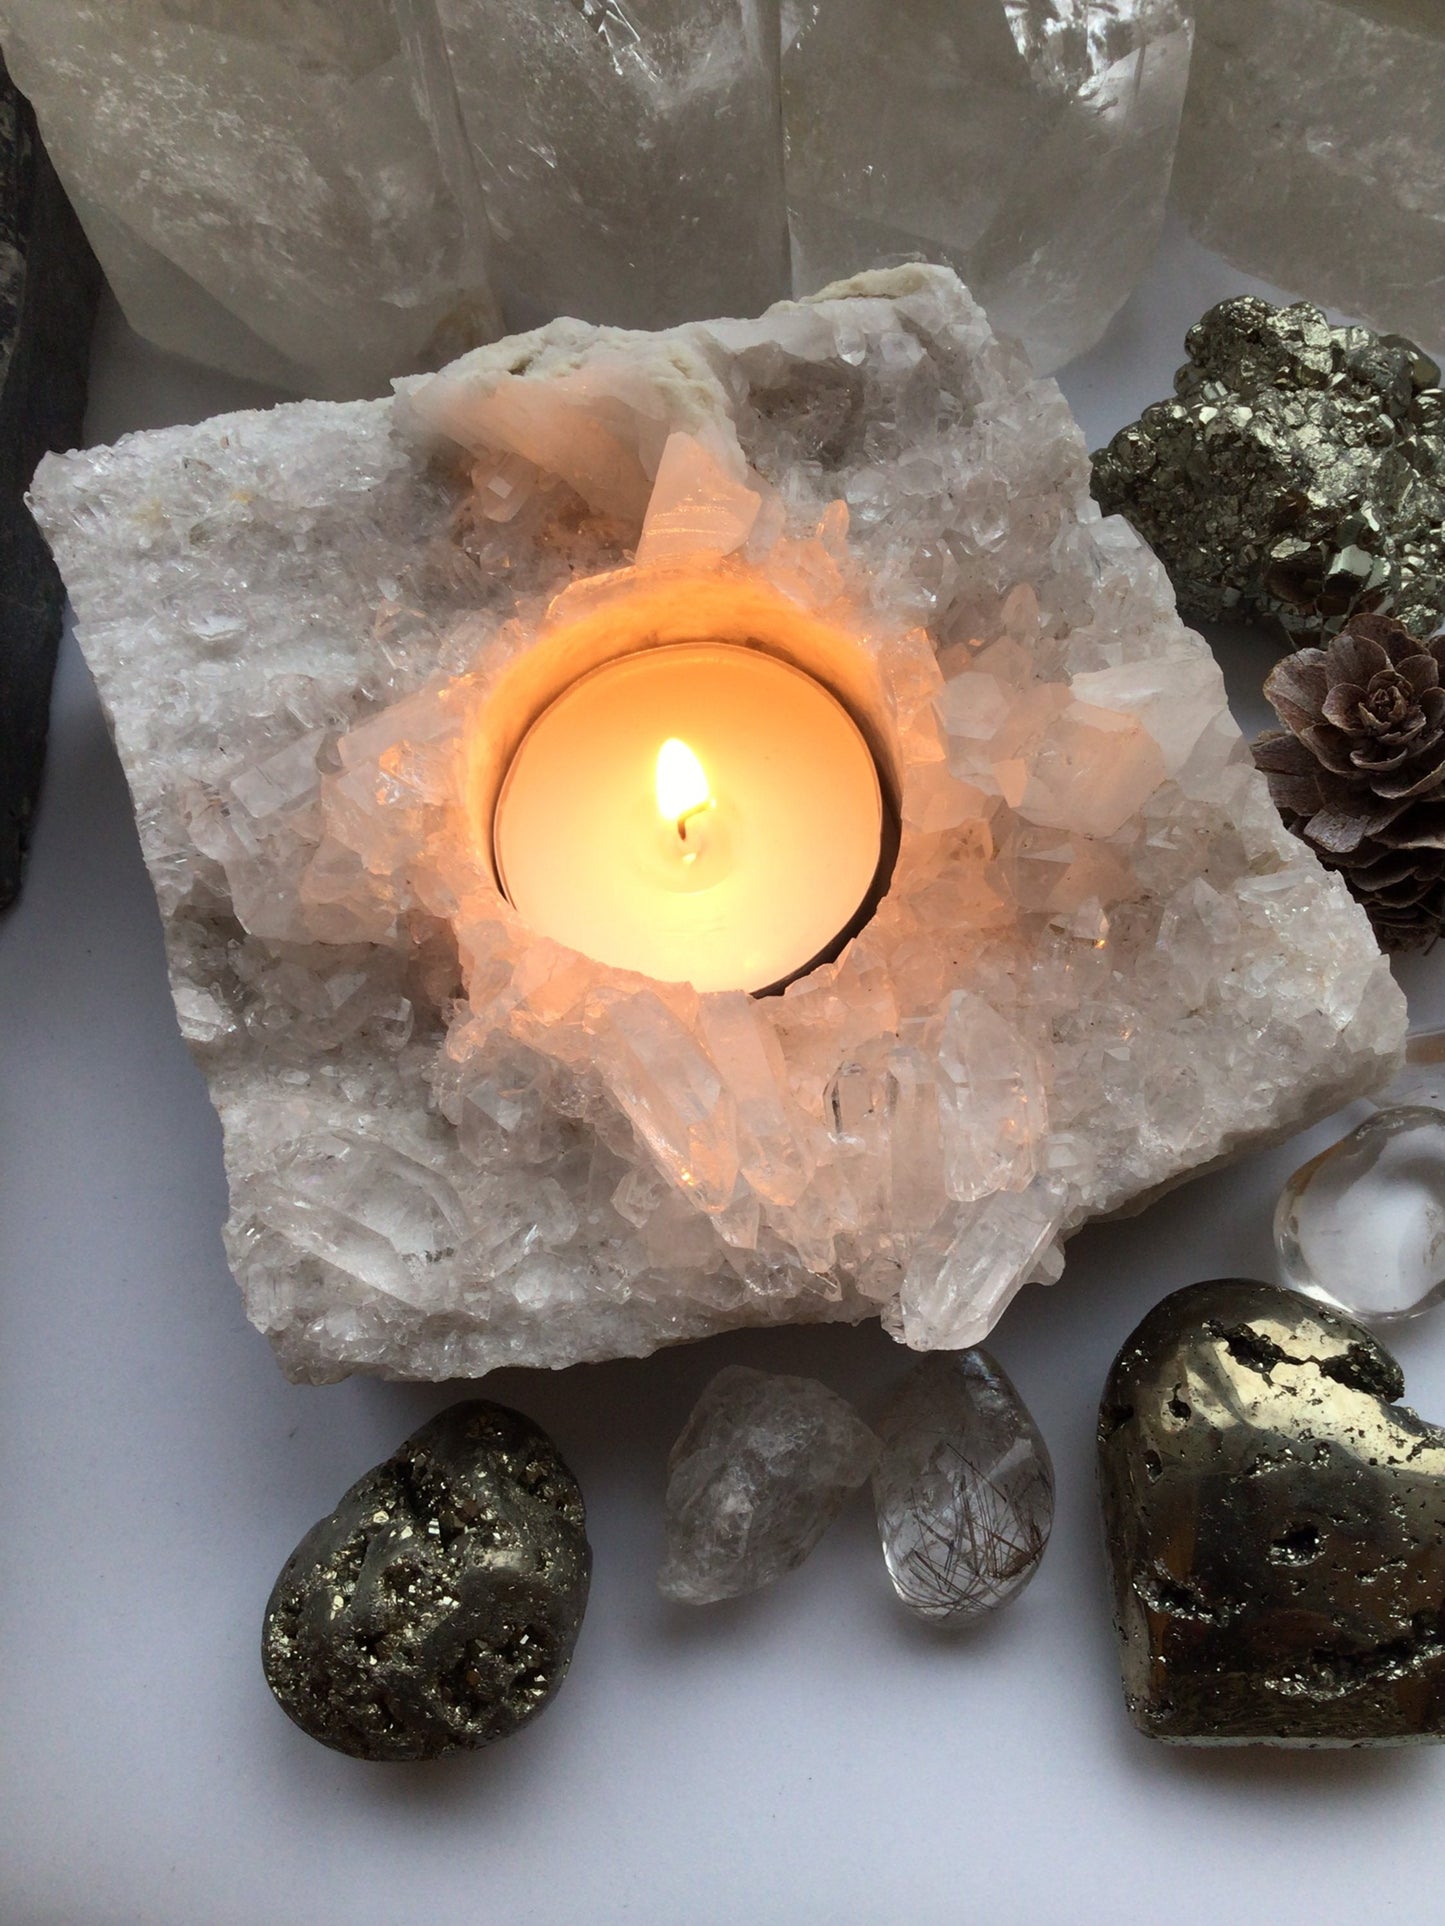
xmin=1098 ymin=1279 xmax=1445 ymax=1746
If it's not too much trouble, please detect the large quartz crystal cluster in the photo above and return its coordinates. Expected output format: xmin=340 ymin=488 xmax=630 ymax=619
xmin=32 ymin=267 xmax=1404 ymax=1382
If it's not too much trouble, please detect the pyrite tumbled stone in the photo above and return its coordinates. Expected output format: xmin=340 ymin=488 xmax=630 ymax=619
xmin=1098 ymin=1279 xmax=1445 ymax=1746
xmin=262 ymin=1401 xmax=590 ymax=1762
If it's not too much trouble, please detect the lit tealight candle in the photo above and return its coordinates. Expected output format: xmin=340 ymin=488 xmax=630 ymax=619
xmin=493 ymin=642 xmax=885 ymax=993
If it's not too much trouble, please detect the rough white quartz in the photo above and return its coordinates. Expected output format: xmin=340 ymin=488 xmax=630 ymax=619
xmin=32 ymin=266 xmax=1405 ymax=1383
xmin=1174 ymin=0 xmax=1445 ymax=356
xmin=782 ymin=0 xmax=1195 ymax=372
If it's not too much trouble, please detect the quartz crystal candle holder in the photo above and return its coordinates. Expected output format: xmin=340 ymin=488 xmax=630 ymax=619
xmin=31 ymin=267 xmax=1404 ymax=1383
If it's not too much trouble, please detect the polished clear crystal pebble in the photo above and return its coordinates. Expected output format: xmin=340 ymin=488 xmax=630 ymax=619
xmin=873 ymin=1350 xmax=1054 ymax=1625
xmin=1370 ymin=1028 xmax=1445 ymax=1116
xmin=657 ymin=1367 xmax=878 ymax=1605
xmin=1276 ymin=1108 xmax=1445 ymax=1325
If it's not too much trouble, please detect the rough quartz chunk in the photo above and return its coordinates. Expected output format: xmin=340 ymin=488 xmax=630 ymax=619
xmin=782 ymin=0 xmax=1194 ymax=372
xmin=1173 ymin=0 xmax=1445 ymax=356
xmin=873 ymin=1350 xmax=1053 ymax=1623
xmin=657 ymin=1367 xmax=878 ymax=1604
xmin=30 ymin=266 xmax=1406 ymax=1383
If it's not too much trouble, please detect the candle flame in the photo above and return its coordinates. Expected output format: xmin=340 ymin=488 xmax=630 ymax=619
xmin=656 ymin=737 xmax=711 ymax=835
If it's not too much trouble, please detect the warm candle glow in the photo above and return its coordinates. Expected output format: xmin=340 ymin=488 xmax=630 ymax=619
xmin=492 ymin=641 xmax=885 ymax=994
xmin=655 ymin=737 xmax=712 ymax=836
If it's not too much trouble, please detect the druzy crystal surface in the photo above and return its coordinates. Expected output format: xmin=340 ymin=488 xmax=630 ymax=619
xmin=782 ymin=0 xmax=1193 ymax=374
xmin=1175 ymin=0 xmax=1445 ymax=358
xmin=32 ymin=267 xmax=1404 ymax=1382
xmin=874 ymin=1351 xmax=1053 ymax=1624
xmin=657 ymin=1367 xmax=877 ymax=1604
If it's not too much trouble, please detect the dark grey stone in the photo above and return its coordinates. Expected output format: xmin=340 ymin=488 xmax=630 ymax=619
xmin=1098 ymin=1278 xmax=1445 ymax=1746
xmin=262 ymin=1401 xmax=591 ymax=1762
xmin=0 ymin=52 xmax=101 ymax=912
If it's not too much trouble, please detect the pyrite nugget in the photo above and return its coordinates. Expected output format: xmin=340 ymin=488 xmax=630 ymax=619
xmin=263 ymin=1402 xmax=590 ymax=1762
xmin=1091 ymin=297 xmax=1445 ymax=647
xmin=1098 ymin=1279 xmax=1445 ymax=1746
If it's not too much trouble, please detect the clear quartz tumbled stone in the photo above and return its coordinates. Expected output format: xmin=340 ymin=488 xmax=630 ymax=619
xmin=873 ymin=1350 xmax=1054 ymax=1625
xmin=1276 ymin=1107 xmax=1445 ymax=1325
xmin=1369 ymin=1027 xmax=1445 ymax=1116
xmin=657 ymin=1366 xmax=879 ymax=1605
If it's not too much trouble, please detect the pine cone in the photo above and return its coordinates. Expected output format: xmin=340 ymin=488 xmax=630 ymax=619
xmin=1254 ymin=612 xmax=1445 ymax=950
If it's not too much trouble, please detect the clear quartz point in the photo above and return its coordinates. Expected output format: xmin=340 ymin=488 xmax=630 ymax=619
xmin=873 ymin=1349 xmax=1054 ymax=1625
xmin=1276 ymin=1106 xmax=1445 ymax=1324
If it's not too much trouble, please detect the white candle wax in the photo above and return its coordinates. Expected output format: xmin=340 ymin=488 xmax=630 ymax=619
xmin=493 ymin=642 xmax=885 ymax=993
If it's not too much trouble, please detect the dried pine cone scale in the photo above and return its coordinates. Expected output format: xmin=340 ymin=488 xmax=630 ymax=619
xmin=1254 ymin=612 xmax=1445 ymax=949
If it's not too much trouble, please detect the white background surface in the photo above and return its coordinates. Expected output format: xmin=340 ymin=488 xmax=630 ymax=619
xmin=6 ymin=224 xmax=1445 ymax=1926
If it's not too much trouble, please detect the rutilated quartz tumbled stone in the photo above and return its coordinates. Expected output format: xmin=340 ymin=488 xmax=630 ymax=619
xmin=873 ymin=1350 xmax=1053 ymax=1625
xmin=1098 ymin=1279 xmax=1445 ymax=1746
xmin=262 ymin=1401 xmax=590 ymax=1762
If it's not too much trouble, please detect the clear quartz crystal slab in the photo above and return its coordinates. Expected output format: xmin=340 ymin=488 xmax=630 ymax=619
xmin=873 ymin=1350 xmax=1053 ymax=1624
xmin=30 ymin=266 xmax=1405 ymax=1384
xmin=1276 ymin=1108 xmax=1445 ymax=1324
xmin=435 ymin=0 xmax=790 ymax=335
xmin=782 ymin=0 xmax=1194 ymax=373
xmin=1174 ymin=0 xmax=1445 ymax=355
xmin=0 ymin=0 xmax=505 ymax=398
xmin=0 ymin=0 xmax=789 ymax=395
